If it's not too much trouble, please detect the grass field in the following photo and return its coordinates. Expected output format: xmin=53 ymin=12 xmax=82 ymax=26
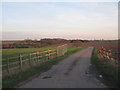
xmin=2 ymin=48 xmax=54 ymax=59
xmin=2 ymin=47 xmax=86 ymax=88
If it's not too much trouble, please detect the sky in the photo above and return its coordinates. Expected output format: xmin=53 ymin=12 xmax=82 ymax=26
xmin=1 ymin=2 xmax=118 ymax=40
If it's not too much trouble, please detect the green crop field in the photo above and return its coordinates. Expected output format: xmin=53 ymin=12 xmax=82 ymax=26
xmin=2 ymin=48 xmax=55 ymax=59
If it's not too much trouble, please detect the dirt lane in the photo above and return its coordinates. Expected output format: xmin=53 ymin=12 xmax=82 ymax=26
xmin=18 ymin=47 xmax=107 ymax=88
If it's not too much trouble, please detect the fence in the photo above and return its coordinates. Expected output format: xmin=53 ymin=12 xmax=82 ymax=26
xmin=2 ymin=44 xmax=68 ymax=77
xmin=98 ymin=47 xmax=119 ymax=64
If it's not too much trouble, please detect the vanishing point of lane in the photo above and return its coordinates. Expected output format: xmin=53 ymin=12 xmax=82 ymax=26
xmin=18 ymin=47 xmax=107 ymax=88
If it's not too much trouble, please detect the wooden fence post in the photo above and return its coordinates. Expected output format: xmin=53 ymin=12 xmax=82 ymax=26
xmin=48 ymin=49 xmax=50 ymax=60
xmin=7 ymin=58 xmax=10 ymax=74
xmin=19 ymin=54 xmax=23 ymax=71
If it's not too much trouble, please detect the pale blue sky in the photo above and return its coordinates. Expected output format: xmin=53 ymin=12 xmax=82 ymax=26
xmin=2 ymin=2 xmax=118 ymax=40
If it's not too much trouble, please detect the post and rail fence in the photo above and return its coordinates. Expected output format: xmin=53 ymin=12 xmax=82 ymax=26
xmin=98 ymin=47 xmax=119 ymax=64
xmin=2 ymin=44 xmax=68 ymax=77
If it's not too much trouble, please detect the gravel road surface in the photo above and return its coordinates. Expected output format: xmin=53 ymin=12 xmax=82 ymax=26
xmin=18 ymin=47 xmax=107 ymax=88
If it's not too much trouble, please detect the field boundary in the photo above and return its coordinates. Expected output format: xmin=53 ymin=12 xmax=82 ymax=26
xmin=2 ymin=44 xmax=68 ymax=77
xmin=3 ymin=47 xmax=86 ymax=88
xmin=91 ymin=48 xmax=119 ymax=87
xmin=98 ymin=47 xmax=119 ymax=64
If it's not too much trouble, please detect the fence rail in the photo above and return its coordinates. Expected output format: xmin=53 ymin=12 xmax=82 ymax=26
xmin=2 ymin=44 xmax=68 ymax=77
xmin=98 ymin=47 xmax=119 ymax=64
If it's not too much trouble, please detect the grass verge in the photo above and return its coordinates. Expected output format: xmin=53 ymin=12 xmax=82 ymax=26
xmin=91 ymin=47 xmax=119 ymax=88
xmin=2 ymin=47 xmax=86 ymax=88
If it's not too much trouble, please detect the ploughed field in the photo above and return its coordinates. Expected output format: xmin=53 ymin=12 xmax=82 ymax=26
xmin=69 ymin=41 xmax=119 ymax=61
xmin=2 ymin=41 xmax=119 ymax=61
xmin=70 ymin=41 xmax=118 ymax=52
